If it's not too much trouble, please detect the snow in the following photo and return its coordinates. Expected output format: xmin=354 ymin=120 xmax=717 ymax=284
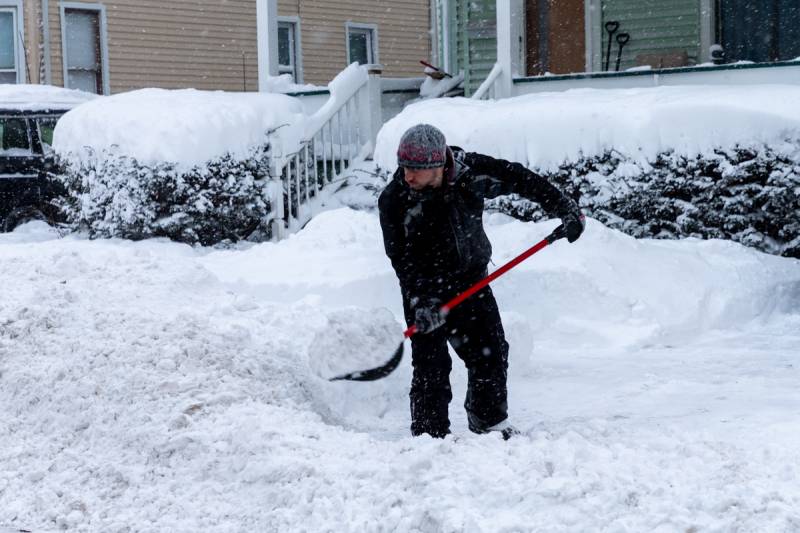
xmin=261 ymin=73 xmax=321 ymax=94
xmin=1 ymin=211 xmax=799 ymax=531
xmin=52 ymin=89 xmax=306 ymax=171
xmin=0 ymin=84 xmax=96 ymax=111
xmin=375 ymin=85 xmax=800 ymax=172
xmin=304 ymin=63 xmax=368 ymax=138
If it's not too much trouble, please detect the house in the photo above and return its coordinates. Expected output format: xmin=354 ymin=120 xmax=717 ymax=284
xmin=429 ymin=0 xmax=800 ymax=97
xmin=1 ymin=0 xmax=430 ymax=95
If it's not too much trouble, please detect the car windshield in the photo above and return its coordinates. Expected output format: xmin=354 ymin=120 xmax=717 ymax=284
xmin=0 ymin=117 xmax=33 ymax=156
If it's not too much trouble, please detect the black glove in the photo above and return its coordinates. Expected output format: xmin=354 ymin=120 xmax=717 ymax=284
xmin=561 ymin=211 xmax=585 ymax=243
xmin=412 ymin=297 xmax=446 ymax=334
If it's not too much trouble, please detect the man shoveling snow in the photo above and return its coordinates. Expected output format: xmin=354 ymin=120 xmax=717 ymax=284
xmin=378 ymin=124 xmax=584 ymax=439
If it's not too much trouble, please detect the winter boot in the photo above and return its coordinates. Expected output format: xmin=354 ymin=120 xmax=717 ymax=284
xmin=484 ymin=419 xmax=520 ymax=440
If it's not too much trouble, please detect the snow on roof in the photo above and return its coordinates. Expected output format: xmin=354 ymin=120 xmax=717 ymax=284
xmin=0 ymin=84 xmax=97 ymax=111
xmin=52 ymin=88 xmax=306 ymax=169
xmin=375 ymin=84 xmax=800 ymax=172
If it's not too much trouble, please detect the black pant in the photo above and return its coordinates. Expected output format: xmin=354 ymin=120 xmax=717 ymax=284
xmin=403 ymin=286 xmax=509 ymax=438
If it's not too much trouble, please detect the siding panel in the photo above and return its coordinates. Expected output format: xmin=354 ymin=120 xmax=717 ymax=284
xmin=46 ymin=0 xmax=430 ymax=93
xmin=601 ymin=0 xmax=700 ymax=71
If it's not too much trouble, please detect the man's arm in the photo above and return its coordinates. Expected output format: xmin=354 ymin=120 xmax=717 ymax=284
xmin=463 ymin=151 xmax=578 ymax=217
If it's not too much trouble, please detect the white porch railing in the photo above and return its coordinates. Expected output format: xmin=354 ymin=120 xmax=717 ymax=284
xmin=472 ymin=62 xmax=503 ymax=100
xmin=269 ymin=64 xmax=382 ymax=240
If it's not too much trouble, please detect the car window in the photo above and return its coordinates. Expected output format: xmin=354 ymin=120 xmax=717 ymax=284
xmin=0 ymin=117 xmax=33 ymax=156
xmin=37 ymin=117 xmax=59 ymax=152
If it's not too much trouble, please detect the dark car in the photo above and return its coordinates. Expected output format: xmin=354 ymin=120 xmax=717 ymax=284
xmin=0 ymin=85 xmax=95 ymax=231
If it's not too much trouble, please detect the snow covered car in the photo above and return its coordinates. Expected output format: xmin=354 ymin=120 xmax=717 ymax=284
xmin=0 ymin=85 xmax=95 ymax=231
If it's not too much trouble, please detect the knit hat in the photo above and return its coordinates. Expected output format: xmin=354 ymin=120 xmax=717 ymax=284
xmin=397 ymin=124 xmax=447 ymax=169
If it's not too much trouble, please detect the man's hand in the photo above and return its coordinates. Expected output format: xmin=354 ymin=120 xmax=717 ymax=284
xmin=412 ymin=298 xmax=446 ymax=334
xmin=561 ymin=212 xmax=585 ymax=243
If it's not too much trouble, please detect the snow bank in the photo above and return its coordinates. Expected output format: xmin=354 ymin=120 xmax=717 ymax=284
xmin=1 ymin=211 xmax=799 ymax=531
xmin=52 ymin=89 xmax=306 ymax=170
xmin=0 ymin=84 xmax=96 ymax=111
xmin=203 ymin=209 xmax=800 ymax=348
xmin=375 ymin=85 xmax=800 ymax=172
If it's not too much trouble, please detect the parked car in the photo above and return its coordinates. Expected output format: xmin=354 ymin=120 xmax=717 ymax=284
xmin=0 ymin=85 xmax=95 ymax=231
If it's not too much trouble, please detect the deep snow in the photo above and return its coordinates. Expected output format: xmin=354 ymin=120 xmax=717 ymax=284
xmin=52 ymin=89 xmax=306 ymax=171
xmin=0 ymin=85 xmax=96 ymax=111
xmin=1 ymin=210 xmax=799 ymax=532
xmin=374 ymin=85 xmax=800 ymax=172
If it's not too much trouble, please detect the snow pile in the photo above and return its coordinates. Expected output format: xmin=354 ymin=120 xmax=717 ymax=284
xmin=51 ymin=90 xmax=308 ymax=245
xmin=1 ymin=211 xmax=799 ymax=531
xmin=0 ymin=84 xmax=96 ymax=111
xmin=374 ymin=85 xmax=800 ymax=257
xmin=375 ymin=85 xmax=800 ymax=172
xmin=53 ymin=89 xmax=305 ymax=169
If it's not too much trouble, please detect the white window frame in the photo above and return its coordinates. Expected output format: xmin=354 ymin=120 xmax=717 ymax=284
xmin=345 ymin=22 xmax=379 ymax=66
xmin=59 ymin=1 xmax=110 ymax=95
xmin=0 ymin=0 xmax=26 ymax=83
xmin=277 ymin=16 xmax=303 ymax=83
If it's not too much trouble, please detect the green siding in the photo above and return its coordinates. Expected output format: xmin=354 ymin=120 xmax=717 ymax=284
xmin=601 ymin=0 xmax=701 ymax=71
xmin=450 ymin=0 xmax=496 ymax=96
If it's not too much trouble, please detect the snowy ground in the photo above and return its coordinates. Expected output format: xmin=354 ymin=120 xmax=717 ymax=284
xmin=1 ymin=210 xmax=799 ymax=532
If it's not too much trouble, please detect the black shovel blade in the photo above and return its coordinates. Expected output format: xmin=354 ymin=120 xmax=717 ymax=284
xmin=329 ymin=340 xmax=405 ymax=381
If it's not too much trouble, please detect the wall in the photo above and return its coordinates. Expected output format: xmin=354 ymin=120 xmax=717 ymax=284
xmin=278 ymin=0 xmax=431 ymax=86
xmin=46 ymin=0 xmax=262 ymax=93
xmin=526 ymin=0 xmax=586 ymax=76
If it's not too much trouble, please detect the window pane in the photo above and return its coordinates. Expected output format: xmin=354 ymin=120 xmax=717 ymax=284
xmin=0 ymin=12 xmax=15 ymax=70
xmin=1 ymin=117 xmax=32 ymax=155
xmin=348 ymin=31 xmax=369 ymax=64
xmin=37 ymin=118 xmax=58 ymax=150
xmin=278 ymin=25 xmax=291 ymax=66
xmin=68 ymin=70 xmax=99 ymax=94
xmin=0 ymin=71 xmax=16 ymax=83
xmin=65 ymin=10 xmax=100 ymax=70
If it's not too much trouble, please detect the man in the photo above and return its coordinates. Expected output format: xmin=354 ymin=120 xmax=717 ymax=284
xmin=378 ymin=124 xmax=584 ymax=439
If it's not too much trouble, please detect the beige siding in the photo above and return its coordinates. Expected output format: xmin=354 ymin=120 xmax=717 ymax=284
xmin=41 ymin=0 xmax=429 ymax=93
xmin=280 ymin=0 xmax=430 ymax=85
xmin=49 ymin=0 xmax=260 ymax=93
xmin=21 ymin=0 xmax=42 ymax=83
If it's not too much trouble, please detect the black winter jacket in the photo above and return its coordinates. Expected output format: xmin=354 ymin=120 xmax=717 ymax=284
xmin=378 ymin=147 xmax=579 ymax=303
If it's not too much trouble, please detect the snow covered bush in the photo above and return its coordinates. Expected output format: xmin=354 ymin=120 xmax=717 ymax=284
xmin=51 ymin=88 xmax=306 ymax=246
xmin=486 ymin=144 xmax=800 ymax=258
xmin=375 ymin=85 xmax=800 ymax=258
xmin=54 ymin=144 xmax=275 ymax=245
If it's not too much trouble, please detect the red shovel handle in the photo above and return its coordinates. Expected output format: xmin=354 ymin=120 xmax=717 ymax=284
xmin=402 ymin=224 xmax=567 ymax=338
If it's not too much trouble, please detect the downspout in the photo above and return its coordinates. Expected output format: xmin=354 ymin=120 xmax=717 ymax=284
xmin=41 ymin=0 xmax=51 ymax=84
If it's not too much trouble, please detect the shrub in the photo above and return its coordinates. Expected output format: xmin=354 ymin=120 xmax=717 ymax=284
xmin=54 ymin=143 xmax=275 ymax=246
xmin=484 ymin=144 xmax=800 ymax=258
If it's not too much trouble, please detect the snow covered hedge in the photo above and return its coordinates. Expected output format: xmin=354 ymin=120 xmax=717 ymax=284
xmin=488 ymin=146 xmax=800 ymax=258
xmin=52 ymin=89 xmax=305 ymax=245
xmin=375 ymin=86 xmax=800 ymax=258
xmin=55 ymin=146 xmax=276 ymax=245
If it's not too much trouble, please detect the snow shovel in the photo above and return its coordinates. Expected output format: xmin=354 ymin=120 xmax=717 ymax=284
xmin=329 ymin=223 xmax=570 ymax=382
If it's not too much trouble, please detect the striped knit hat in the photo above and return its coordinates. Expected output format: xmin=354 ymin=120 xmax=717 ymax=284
xmin=396 ymin=124 xmax=447 ymax=169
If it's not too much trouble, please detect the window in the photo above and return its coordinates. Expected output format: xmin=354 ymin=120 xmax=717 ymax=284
xmin=278 ymin=20 xmax=300 ymax=82
xmin=61 ymin=5 xmax=108 ymax=94
xmin=346 ymin=23 xmax=378 ymax=65
xmin=716 ymin=0 xmax=800 ymax=63
xmin=0 ymin=117 xmax=32 ymax=156
xmin=36 ymin=117 xmax=59 ymax=153
xmin=0 ymin=8 xmax=18 ymax=83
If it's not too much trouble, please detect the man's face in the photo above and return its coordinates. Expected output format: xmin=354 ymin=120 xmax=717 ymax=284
xmin=403 ymin=166 xmax=444 ymax=190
